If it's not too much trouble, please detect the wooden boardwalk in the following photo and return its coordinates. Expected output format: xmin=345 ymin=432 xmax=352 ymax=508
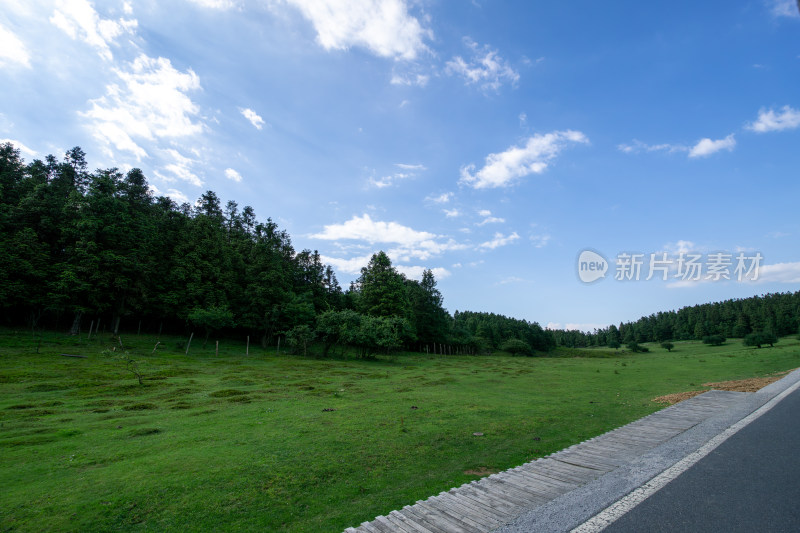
xmin=344 ymin=390 xmax=749 ymax=533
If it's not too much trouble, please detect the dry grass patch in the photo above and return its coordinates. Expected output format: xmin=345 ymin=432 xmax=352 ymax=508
xmin=653 ymin=369 xmax=796 ymax=405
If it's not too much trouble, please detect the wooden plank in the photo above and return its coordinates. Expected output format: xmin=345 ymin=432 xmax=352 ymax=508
xmin=358 ymin=521 xmax=384 ymax=533
xmin=417 ymin=499 xmax=485 ymax=532
xmin=410 ymin=501 xmax=474 ymax=533
xmin=400 ymin=506 xmax=454 ymax=533
xmin=492 ymin=471 xmax=559 ymax=501
xmin=557 ymin=449 xmax=623 ymax=469
xmin=368 ymin=516 xmax=397 ymax=533
xmin=467 ymin=480 xmax=532 ymax=508
xmin=480 ymin=476 xmax=550 ymax=505
xmin=437 ymin=491 xmax=507 ymax=525
xmin=375 ymin=514 xmax=414 ymax=533
xmin=522 ymin=462 xmax=597 ymax=486
xmin=508 ymin=467 xmax=578 ymax=493
xmin=448 ymin=486 xmax=518 ymax=519
xmin=389 ymin=511 xmax=438 ymax=533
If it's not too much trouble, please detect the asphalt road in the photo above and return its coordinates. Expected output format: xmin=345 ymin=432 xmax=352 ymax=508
xmin=603 ymin=386 xmax=800 ymax=533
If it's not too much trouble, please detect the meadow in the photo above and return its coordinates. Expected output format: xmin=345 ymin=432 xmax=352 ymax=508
xmin=1 ymin=329 xmax=798 ymax=532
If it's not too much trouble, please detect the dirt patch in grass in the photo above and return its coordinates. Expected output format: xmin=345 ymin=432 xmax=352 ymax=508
xmin=464 ymin=467 xmax=499 ymax=476
xmin=653 ymin=369 xmax=796 ymax=405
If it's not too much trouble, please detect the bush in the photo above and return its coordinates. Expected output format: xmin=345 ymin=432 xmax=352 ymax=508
xmin=608 ymin=340 xmax=621 ymax=350
xmin=660 ymin=341 xmax=674 ymax=352
xmin=500 ymin=338 xmax=533 ymax=356
xmin=743 ymin=332 xmax=778 ymax=349
xmin=702 ymin=334 xmax=726 ymax=346
xmin=626 ymin=342 xmax=649 ymax=353
xmin=286 ymin=325 xmax=315 ymax=356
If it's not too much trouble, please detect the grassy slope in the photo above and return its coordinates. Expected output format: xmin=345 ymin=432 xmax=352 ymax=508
xmin=1 ymin=330 xmax=798 ymax=532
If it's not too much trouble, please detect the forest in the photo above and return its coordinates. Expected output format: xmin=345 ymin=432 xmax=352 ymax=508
xmin=1 ymin=142 xmax=797 ymax=356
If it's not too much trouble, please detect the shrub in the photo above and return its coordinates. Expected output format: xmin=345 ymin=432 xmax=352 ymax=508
xmin=743 ymin=332 xmax=778 ymax=349
xmin=626 ymin=341 xmax=649 ymax=353
xmin=608 ymin=340 xmax=621 ymax=350
xmin=660 ymin=341 xmax=674 ymax=352
xmin=500 ymin=338 xmax=533 ymax=356
xmin=702 ymin=334 xmax=726 ymax=346
xmin=286 ymin=325 xmax=315 ymax=356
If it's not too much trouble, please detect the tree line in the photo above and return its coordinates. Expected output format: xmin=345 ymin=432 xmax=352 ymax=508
xmin=3 ymin=143 xmax=795 ymax=357
xmin=553 ymin=292 xmax=800 ymax=348
xmin=0 ymin=143 xmax=556 ymax=356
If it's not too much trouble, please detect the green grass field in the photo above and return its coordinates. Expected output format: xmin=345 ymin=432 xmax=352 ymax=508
xmin=1 ymin=330 xmax=798 ymax=532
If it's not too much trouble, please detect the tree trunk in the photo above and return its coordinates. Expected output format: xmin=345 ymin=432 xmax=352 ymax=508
xmin=69 ymin=312 xmax=82 ymax=336
xmin=186 ymin=332 xmax=194 ymax=355
xmin=112 ymin=315 xmax=121 ymax=335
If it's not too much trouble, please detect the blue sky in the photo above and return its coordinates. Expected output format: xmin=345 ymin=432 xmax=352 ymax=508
xmin=2 ymin=0 xmax=800 ymax=330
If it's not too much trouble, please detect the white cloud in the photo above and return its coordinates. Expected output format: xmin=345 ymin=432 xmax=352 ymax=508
xmin=321 ymin=252 xmax=450 ymax=280
xmin=225 ymin=168 xmax=243 ymax=182
xmin=311 ymin=214 xmax=466 ymax=262
xmin=82 ymin=54 xmax=203 ymax=160
xmin=187 ymin=0 xmax=236 ymax=8
xmin=50 ymin=0 xmax=137 ymax=61
xmin=443 ymin=208 xmax=461 ymax=218
xmin=445 ymin=37 xmax=519 ymax=91
xmin=426 ymin=192 xmax=452 ymax=204
xmin=768 ymin=0 xmax=800 ymax=18
xmin=479 ymin=231 xmax=519 ymax=250
xmin=757 ymin=261 xmax=800 ymax=283
xmin=746 ymin=105 xmax=800 ymax=133
xmin=321 ymin=253 xmax=373 ymax=275
xmin=311 ymin=213 xmax=437 ymax=244
xmin=285 ymin=0 xmax=432 ymax=60
xmin=368 ymin=163 xmax=424 ymax=188
xmin=546 ymin=322 xmax=607 ymax=332
xmin=155 ymin=149 xmax=203 ymax=187
xmin=662 ymin=240 xmax=699 ymax=254
xmin=0 ymin=22 xmax=31 ymax=68
xmin=460 ymin=130 xmax=588 ymax=189
xmin=240 ymin=107 xmax=266 ymax=130
xmin=149 ymin=184 xmax=190 ymax=204
xmin=476 ymin=210 xmax=504 ymax=226
xmin=0 ymin=138 xmax=36 ymax=157
xmin=617 ymin=140 xmax=688 ymax=154
xmin=395 ymin=163 xmax=425 ymax=171
xmin=390 ymin=71 xmax=430 ymax=87
xmin=396 ymin=265 xmax=451 ymax=280
xmin=688 ymin=134 xmax=736 ymax=158
xmin=530 ymin=233 xmax=551 ymax=248
xmin=497 ymin=276 xmax=531 ymax=285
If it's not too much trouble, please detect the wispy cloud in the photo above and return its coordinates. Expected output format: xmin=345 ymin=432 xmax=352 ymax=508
xmin=460 ymin=130 xmax=588 ymax=189
xmin=0 ymin=138 xmax=36 ymax=157
xmin=82 ymin=54 xmax=204 ymax=161
xmin=688 ymin=134 xmax=736 ymax=158
xmin=240 ymin=107 xmax=265 ymax=130
xmin=426 ymin=192 xmax=452 ymax=204
xmin=476 ymin=209 xmax=504 ymax=226
xmin=446 ymin=37 xmax=519 ymax=91
xmin=479 ymin=231 xmax=520 ymax=250
xmin=187 ymin=0 xmax=236 ymax=8
xmin=224 ymin=168 xmax=242 ymax=182
xmin=530 ymin=233 xmax=551 ymax=248
xmin=767 ymin=0 xmax=800 ymax=18
xmin=155 ymin=149 xmax=203 ymax=187
xmin=443 ymin=208 xmax=461 ymax=218
xmin=284 ymin=0 xmax=432 ymax=60
xmin=617 ymin=140 xmax=688 ymax=154
xmin=746 ymin=105 xmax=800 ymax=133
xmin=310 ymin=214 xmax=466 ymax=261
xmin=50 ymin=0 xmax=137 ymax=61
xmin=0 ymin=22 xmax=31 ymax=68
xmin=368 ymin=163 xmax=425 ymax=188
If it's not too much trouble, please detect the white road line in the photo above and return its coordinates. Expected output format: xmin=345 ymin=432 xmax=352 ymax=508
xmin=571 ymin=379 xmax=800 ymax=533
